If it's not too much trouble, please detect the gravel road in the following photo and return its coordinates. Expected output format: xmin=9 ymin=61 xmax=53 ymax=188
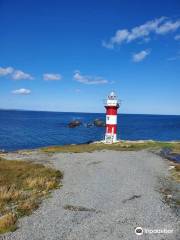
xmin=1 ymin=150 xmax=179 ymax=240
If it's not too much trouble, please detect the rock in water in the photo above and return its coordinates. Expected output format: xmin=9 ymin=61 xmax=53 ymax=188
xmin=68 ymin=120 xmax=82 ymax=128
xmin=93 ymin=119 xmax=105 ymax=127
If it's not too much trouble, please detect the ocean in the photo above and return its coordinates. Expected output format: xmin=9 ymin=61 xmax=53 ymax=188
xmin=0 ymin=110 xmax=180 ymax=151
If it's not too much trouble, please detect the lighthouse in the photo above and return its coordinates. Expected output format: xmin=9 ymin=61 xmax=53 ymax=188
xmin=104 ymin=91 xmax=120 ymax=143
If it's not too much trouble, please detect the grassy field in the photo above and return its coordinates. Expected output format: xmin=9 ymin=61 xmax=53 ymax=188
xmin=0 ymin=158 xmax=63 ymax=234
xmin=40 ymin=140 xmax=180 ymax=153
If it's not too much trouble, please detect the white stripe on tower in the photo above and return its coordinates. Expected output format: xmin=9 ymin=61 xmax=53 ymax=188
xmin=106 ymin=115 xmax=117 ymax=125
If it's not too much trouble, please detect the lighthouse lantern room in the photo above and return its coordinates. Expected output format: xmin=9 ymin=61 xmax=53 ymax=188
xmin=104 ymin=91 xmax=120 ymax=144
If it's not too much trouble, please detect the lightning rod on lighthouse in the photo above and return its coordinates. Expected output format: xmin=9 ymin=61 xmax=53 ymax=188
xmin=104 ymin=91 xmax=120 ymax=143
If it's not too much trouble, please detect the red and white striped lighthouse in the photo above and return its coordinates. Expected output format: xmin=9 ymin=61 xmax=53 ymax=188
xmin=104 ymin=91 xmax=120 ymax=143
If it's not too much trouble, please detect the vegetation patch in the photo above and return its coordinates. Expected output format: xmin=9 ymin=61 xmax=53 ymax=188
xmin=40 ymin=141 xmax=180 ymax=153
xmin=159 ymin=163 xmax=180 ymax=216
xmin=0 ymin=158 xmax=63 ymax=234
xmin=170 ymin=165 xmax=180 ymax=183
xmin=63 ymin=204 xmax=97 ymax=212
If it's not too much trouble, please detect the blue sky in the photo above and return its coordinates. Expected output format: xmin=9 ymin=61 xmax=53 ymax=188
xmin=0 ymin=0 xmax=180 ymax=114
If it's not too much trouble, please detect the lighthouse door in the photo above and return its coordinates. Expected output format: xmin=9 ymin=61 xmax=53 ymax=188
xmin=105 ymin=133 xmax=114 ymax=144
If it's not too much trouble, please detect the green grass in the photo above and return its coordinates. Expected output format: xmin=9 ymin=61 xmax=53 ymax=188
xmin=40 ymin=141 xmax=180 ymax=153
xmin=0 ymin=158 xmax=63 ymax=234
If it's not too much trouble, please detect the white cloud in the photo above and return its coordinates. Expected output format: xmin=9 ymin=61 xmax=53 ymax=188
xmin=0 ymin=66 xmax=33 ymax=80
xmin=12 ymin=70 xmax=33 ymax=80
xmin=155 ymin=20 xmax=180 ymax=34
xmin=0 ymin=66 xmax=14 ymax=76
xmin=73 ymin=71 xmax=108 ymax=85
xmin=174 ymin=34 xmax=180 ymax=40
xmin=102 ymin=29 xmax=129 ymax=49
xmin=102 ymin=40 xmax=114 ymax=49
xmin=12 ymin=88 xmax=31 ymax=95
xmin=132 ymin=49 xmax=150 ymax=62
xmin=43 ymin=73 xmax=62 ymax=81
xmin=103 ymin=17 xmax=180 ymax=48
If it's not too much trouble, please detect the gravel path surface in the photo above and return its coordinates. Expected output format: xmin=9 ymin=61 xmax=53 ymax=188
xmin=1 ymin=150 xmax=179 ymax=240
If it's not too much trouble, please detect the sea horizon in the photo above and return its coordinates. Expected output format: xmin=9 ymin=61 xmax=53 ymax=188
xmin=1 ymin=108 xmax=180 ymax=117
xmin=0 ymin=109 xmax=180 ymax=151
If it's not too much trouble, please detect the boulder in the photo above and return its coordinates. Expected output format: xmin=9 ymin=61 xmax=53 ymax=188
xmin=93 ymin=119 xmax=105 ymax=127
xmin=68 ymin=120 xmax=82 ymax=128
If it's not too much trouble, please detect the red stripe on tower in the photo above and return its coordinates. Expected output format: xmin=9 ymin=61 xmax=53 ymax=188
xmin=104 ymin=92 xmax=120 ymax=143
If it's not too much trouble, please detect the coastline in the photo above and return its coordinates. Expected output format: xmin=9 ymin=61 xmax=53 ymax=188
xmin=1 ymin=110 xmax=180 ymax=152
